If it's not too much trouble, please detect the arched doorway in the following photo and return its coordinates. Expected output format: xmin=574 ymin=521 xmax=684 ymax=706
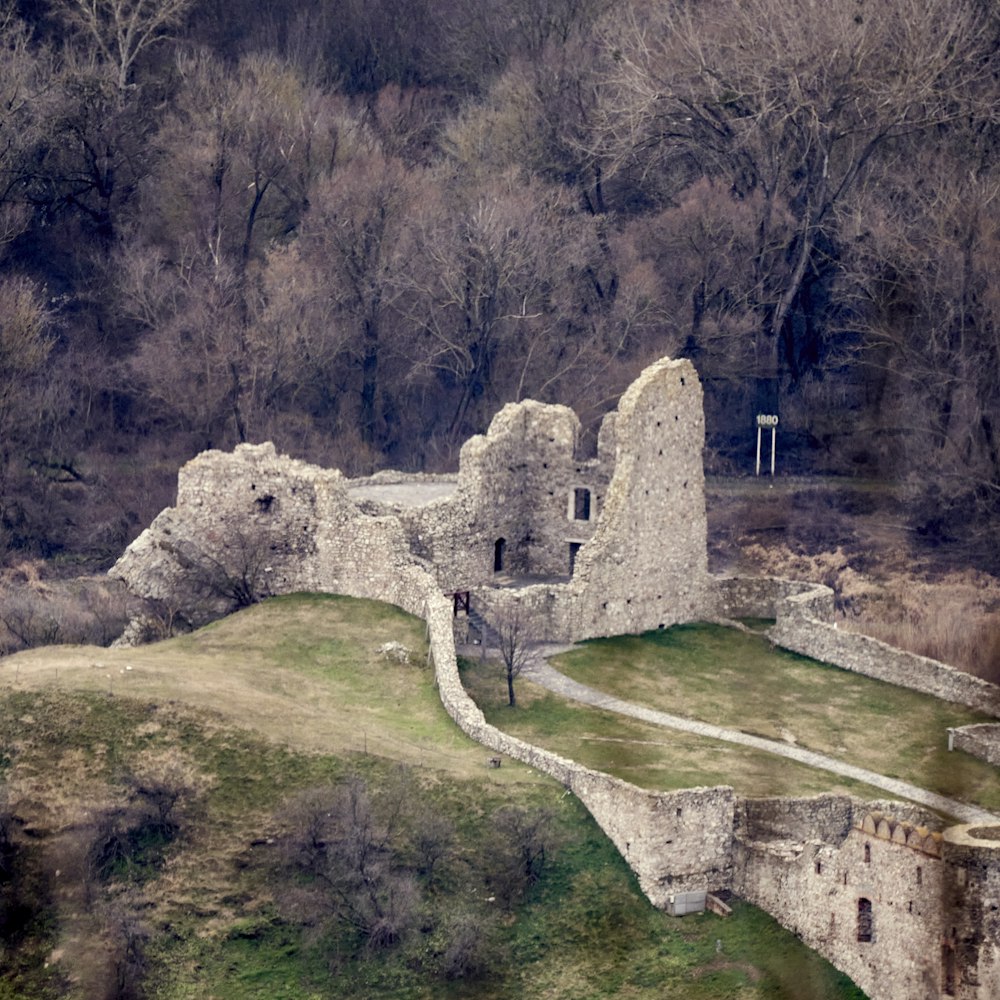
xmin=494 ymin=538 xmax=506 ymax=573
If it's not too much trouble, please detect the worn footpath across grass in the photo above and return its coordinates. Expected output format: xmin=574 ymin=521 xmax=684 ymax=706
xmin=462 ymin=622 xmax=999 ymax=814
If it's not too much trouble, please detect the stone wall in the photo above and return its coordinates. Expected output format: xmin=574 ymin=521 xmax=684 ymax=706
xmin=735 ymin=799 xmax=954 ymax=1000
xmin=396 ymin=400 xmax=610 ymax=591
xmin=768 ymin=584 xmax=1000 ymax=718
xmin=711 ymin=575 xmax=835 ymax=621
xmin=110 ymin=354 xmax=1000 ymax=999
xmin=941 ymin=824 xmax=1000 ymax=999
xmin=951 ymin=725 xmax=1000 ymax=766
xmin=112 ymin=442 xmax=435 ymax=625
xmin=566 ymin=357 xmax=710 ymax=640
xmin=709 ymin=576 xmax=1000 ymax=718
xmin=424 ymin=586 xmax=735 ymax=905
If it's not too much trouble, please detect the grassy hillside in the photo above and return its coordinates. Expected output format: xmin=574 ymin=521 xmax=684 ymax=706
xmin=0 ymin=595 xmax=865 ymax=999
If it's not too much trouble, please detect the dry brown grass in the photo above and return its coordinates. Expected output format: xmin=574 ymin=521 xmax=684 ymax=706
xmin=0 ymin=594 xmax=540 ymax=785
xmin=0 ymin=561 xmax=131 ymax=653
xmin=708 ymin=477 xmax=1000 ymax=682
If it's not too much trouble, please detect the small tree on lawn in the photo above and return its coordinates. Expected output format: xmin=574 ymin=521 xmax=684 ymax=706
xmin=493 ymin=603 xmax=535 ymax=708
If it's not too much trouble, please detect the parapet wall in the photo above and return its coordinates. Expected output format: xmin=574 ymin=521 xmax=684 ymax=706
xmin=425 ymin=586 xmax=735 ymax=904
xmin=951 ymin=725 xmax=1000 ymax=767
xmin=712 ymin=574 xmax=835 ymax=621
xmin=734 ymin=801 xmax=952 ymax=1000
xmin=712 ymin=576 xmax=1000 ymax=718
xmin=768 ymin=583 xmax=1000 ymax=718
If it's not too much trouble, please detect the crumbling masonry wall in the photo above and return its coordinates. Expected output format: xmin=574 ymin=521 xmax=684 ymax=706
xmin=397 ymin=400 xmax=611 ymax=589
xmin=419 ymin=357 xmax=711 ymax=642
xmin=427 ymin=585 xmax=735 ymax=905
xmin=951 ymin=725 xmax=1000 ymax=766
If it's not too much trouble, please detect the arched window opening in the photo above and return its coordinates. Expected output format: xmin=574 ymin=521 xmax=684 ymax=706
xmin=857 ymin=898 xmax=873 ymax=942
xmin=864 ymin=843 xmax=871 ymax=864
xmin=573 ymin=487 xmax=591 ymax=521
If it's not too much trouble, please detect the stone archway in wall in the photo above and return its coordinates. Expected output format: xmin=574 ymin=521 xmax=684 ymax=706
xmin=494 ymin=537 xmax=506 ymax=573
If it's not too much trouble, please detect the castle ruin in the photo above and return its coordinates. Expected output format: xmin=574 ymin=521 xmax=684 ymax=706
xmin=112 ymin=355 xmax=1000 ymax=1000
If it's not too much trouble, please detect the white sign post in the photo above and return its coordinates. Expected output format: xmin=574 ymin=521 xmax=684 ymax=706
xmin=755 ymin=414 xmax=779 ymax=476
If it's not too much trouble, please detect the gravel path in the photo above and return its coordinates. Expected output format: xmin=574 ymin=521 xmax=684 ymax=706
xmin=524 ymin=650 xmax=999 ymax=825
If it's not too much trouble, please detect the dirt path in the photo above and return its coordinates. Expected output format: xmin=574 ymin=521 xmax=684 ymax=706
xmin=525 ymin=650 xmax=999 ymax=825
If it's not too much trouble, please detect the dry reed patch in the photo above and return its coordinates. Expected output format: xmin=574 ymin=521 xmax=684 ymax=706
xmin=731 ymin=540 xmax=1000 ymax=681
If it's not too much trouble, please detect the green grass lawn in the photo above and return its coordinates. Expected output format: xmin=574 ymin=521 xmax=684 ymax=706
xmin=0 ymin=596 xmax=866 ymax=1000
xmin=462 ymin=622 xmax=998 ymax=813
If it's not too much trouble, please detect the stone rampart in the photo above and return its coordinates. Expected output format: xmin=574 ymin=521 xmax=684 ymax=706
xmin=951 ymin=725 xmax=1000 ymax=766
xmin=399 ymin=400 xmax=610 ymax=592
xmin=710 ymin=576 xmax=1000 ymax=718
xmin=940 ymin=824 xmax=1000 ymax=999
xmin=567 ymin=357 xmax=710 ymax=639
xmin=109 ymin=355 xmax=1000 ymax=998
xmin=711 ymin=575 xmax=835 ymax=621
xmin=425 ymin=587 xmax=735 ymax=904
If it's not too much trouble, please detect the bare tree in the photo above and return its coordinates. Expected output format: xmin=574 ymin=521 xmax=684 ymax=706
xmin=101 ymin=894 xmax=150 ymax=1000
xmin=292 ymin=153 xmax=420 ymax=447
xmin=837 ymin=141 xmax=1000 ymax=534
xmin=491 ymin=602 xmax=536 ymax=707
xmin=0 ymin=277 xmax=54 ymax=553
xmin=0 ymin=5 xmax=47 ymax=254
xmin=53 ymin=0 xmax=195 ymax=92
xmin=395 ymin=169 xmax=622 ymax=447
xmin=185 ymin=522 xmax=277 ymax=611
xmin=586 ymin=0 xmax=994 ymax=389
xmin=280 ymin=773 xmax=420 ymax=953
xmin=484 ymin=805 xmax=555 ymax=908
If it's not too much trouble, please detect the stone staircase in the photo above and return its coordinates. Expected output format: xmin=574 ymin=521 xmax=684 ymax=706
xmin=466 ymin=607 xmax=499 ymax=650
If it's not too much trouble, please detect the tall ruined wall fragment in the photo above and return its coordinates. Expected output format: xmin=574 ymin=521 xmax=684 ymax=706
xmin=568 ymin=357 xmax=709 ymax=638
xmin=401 ymin=400 xmax=610 ymax=590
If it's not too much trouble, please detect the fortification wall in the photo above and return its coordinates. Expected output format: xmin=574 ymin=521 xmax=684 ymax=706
xmin=110 ymin=356 xmax=1000 ymax=998
xmin=951 ymin=725 xmax=1000 ymax=766
xmin=709 ymin=576 xmax=1000 ymax=718
xmin=400 ymin=401 xmax=610 ymax=590
xmin=941 ymin=824 xmax=1000 ymax=999
xmin=711 ymin=575 xmax=835 ymax=621
xmin=735 ymin=801 xmax=952 ymax=1000
xmin=454 ymin=358 xmax=713 ymax=643
xmin=425 ymin=587 xmax=735 ymax=905
xmin=567 ymin=357 xmax=710 ymax=640
xmin=112 ymin=442 xmax=438 ymax=624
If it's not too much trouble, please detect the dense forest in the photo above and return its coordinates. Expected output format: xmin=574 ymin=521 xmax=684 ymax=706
xmin=1 ymin=0 xmax=998 ymax=569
